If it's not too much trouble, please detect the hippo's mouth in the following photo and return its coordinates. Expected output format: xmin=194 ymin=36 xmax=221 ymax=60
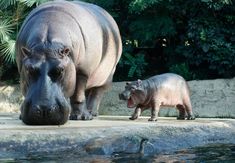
xmin=127 ymin=97 xmax=135 ymax=108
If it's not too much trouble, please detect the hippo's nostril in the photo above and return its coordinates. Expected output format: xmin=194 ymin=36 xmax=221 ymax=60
xmin=32 ymin=105 xmax=41 ymax=117
xmin=119 ymin=93 xmax=127 ymax=100
xmin=36 ymin=109 xmax=41 ymax=115
xmin=47 ymin=105 xmax=59 ymax=117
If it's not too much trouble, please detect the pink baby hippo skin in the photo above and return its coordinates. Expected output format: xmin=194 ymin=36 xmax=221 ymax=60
xmin=119 ymin=73 xmax=196 ymax=121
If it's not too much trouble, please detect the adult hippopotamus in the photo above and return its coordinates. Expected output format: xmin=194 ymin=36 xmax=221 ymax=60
xmin=16 ymin=1 xmax=122 ymax=125
xmin=119 ymin=73 xmax=195 ymax=121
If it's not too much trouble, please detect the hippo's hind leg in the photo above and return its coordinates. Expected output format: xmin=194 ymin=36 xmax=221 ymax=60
xmin=185 ymin=104 xmax=195 ymax=120
xmin=176 ymin=104 xmax=186 ymax=120
xmin=70 ymin=74 xmax=93 ymax=120
xmin=183 ymin=97 xmax=195 ymax=120
xmin=148 ymin=102 xmax=160 ymax=121
xmin=86 ymin=84 xmax=109 ymax=116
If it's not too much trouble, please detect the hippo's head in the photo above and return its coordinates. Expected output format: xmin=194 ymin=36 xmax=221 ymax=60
xmin=119 ymin=80 xmax=146 ymax=108
xmin=19 ymin=44 xmax=76 ymax=125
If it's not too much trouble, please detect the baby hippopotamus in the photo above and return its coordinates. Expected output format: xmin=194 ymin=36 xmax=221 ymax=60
xmin=119 ymin=73 xmax=195 ymax=121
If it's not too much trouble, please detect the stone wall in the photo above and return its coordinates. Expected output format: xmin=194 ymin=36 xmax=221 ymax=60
xmin=0 ymin=85 xmax=22 ymax=113
xmin=0 ymin=77 xmax=235 ymax=118
xmin=100 ymin=78 xmax=235 ymax=118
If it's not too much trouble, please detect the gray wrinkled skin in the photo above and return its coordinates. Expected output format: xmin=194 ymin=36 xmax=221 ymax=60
xmin=16 ymin=1 xmax=122 ymax=125
xmin=119 ymin=73 xmax=195 ymax=121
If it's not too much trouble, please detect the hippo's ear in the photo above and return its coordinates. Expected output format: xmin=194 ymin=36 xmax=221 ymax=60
xmin=60 ymin=47 xmax=70 ymax=56
xmin=21 ymin=47 xmax=31 ymax=58
xmin=137 ymin=79 xmax=142 ymax=87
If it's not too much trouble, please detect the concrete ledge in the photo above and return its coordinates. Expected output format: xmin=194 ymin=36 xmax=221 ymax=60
xmin=1 ymin=114 xmax=235 ymax=156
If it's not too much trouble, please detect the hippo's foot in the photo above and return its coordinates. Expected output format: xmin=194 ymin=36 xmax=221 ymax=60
xmin=70 ymin=112 xmax=93 ymax=120
xmin=90 ymin=111 xmax=98 ymax=117
xmin=187 ymin=115 xmax=196 ymax=120
xmin=177 ymin=116 xmax=186 ymax=120
xmin=129 ymin=113 xmax=139 ymax=120
xmin=70 ymin=103 xmax=93 ymax=120
xmin=129 ymin=116 xmax=137 ymax=120
xmin=148 ymin=117 xmax=157 ymax=121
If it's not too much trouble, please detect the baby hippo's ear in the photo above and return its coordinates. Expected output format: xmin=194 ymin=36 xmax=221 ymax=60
xmin=137 ymin=79 xmax=142 ymax=87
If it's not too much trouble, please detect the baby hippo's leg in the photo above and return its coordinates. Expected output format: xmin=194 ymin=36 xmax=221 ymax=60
xmin=148 ymin=102 xmax=160 ymax=121
xmin=185 ymin=105 xmax=195 ymax=120
xmin=183 ymin=98 xmax=195 ymax=120
xmin=130 ymin=107 xmax=142 ymax=120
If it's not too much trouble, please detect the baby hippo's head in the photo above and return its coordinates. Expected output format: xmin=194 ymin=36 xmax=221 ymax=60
xmin=119 ymin=79 xmax=146 ymax=108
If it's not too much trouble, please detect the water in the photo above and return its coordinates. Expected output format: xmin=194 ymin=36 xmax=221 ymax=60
xmin=1 ymin=144 xmax=235 ymax=163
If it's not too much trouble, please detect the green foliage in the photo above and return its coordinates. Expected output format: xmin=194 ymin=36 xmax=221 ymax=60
xmin=0 ymin=40 xmax=16 ymax=63
xmin=20 ymin=0 xmax=51 ymax=7
xmin=85 ymin=0 xmax=235 ymax=80
xmin=169 ymin=63 xmax=195 ymax=80
xmin=0 ymin=66 xmax=2 ymax=80
xmin=129 ymin=15 xmax=176 ymax=46
xmin=1 ymin=0 xmax=235 ymax=82
xmin=116 ymin=39 xmax=148 ymax=79
xmin=0 ymin=0 xmax=17 ymax=9
xmin=0 ymin=19 xmax=15 ymax=63
xmin=129 ymin=0 xmax=162 ymax=13
xmin=0 ymin=19 xmax=14 ymax=42
xmin=0 ymin=0 xmax=51 ymax=64
xmin=119 ymin=52 xmax=147 ymax=78
xmin=201 ymin=0 xmax=232 ymax=10
xmin=173 ymin=0 xmax=235 ymax=78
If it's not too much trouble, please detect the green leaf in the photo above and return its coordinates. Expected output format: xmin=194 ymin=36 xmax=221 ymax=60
xmin=128 ymin=65 xmax=137 ymax=77
xmin=19 ymin=0 xmax=50 ymax=7
xmin=0 ymin=0 xmax=17 ymax=9
xmin=0 ymin=39 xmax=16 ymax=63
xmin=202 ymin=44 xmax=210 ymax=52
xmin=129 ymin=0 xmax=162 ymax=13
xmin=0 ymin=19 xmax=14 ymax=42
xmin=123 ymin=52 xmax=136 ymax=64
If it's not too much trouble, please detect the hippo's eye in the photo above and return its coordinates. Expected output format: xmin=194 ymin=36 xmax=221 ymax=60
xmin=130 ymin=86 xmax=136 ymax=91
xmin=49 ymin=67 xmax=64 ymax=82
xmin=27 ymin=66 xmax=39 ymax=79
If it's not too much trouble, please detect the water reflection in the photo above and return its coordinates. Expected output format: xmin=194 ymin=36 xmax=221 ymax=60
xmin=0 ymin=144 xmax=234 ymax=163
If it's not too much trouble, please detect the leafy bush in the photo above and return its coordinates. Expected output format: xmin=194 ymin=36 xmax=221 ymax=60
xmin=1 ymin=0 xmax=235 ymax=82
xmin=88 ymin=0 xmax=235 ymax=80
xmin=169 ymin=63 xmax=195 ymax=80
xmin=119 ymin=52 xmax=148 ymax=78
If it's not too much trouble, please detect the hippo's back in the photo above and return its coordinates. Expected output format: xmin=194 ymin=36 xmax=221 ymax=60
xmin=148 ymin=73 xmax=189 ymax=94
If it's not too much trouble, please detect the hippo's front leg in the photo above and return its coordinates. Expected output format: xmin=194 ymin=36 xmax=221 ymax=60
xmin=70 ymin=74 xmax=93 ymax=120
xmin=148 ymin=102 xmax=160 ymax=121
xmin=130 ymin=107 xmax=142 ymax=120
xmin=86 ymin=85 xmax=108 ymax=116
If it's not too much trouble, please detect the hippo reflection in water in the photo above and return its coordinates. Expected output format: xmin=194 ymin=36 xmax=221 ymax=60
xmin=16 ymin=1 xmax=122 ymax=125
